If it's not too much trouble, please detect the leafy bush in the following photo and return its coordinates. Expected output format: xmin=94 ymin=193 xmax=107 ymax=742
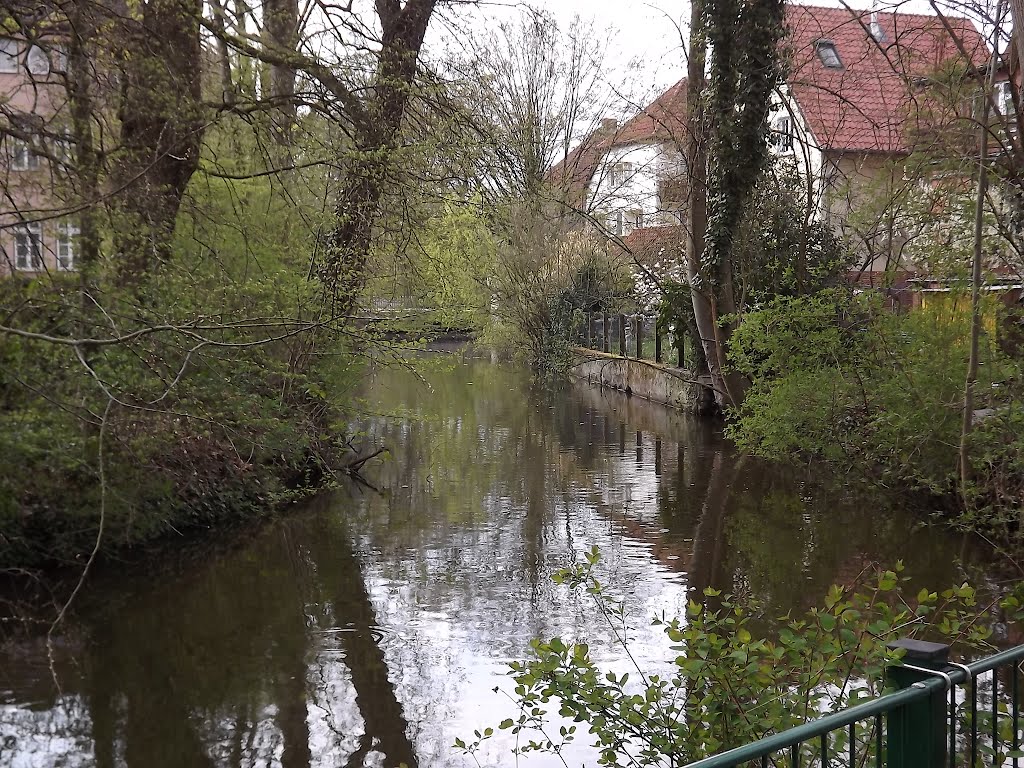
xmin=458 ymin=550 xmax=1020 ymax=767
xmin=0 ymin=164 xmax=361 ymax=568
xmin=727 ymin=288 xmax=1024 ymax=544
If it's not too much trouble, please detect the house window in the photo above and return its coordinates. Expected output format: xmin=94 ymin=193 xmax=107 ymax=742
xmin=606 ymin=211 xmax=624 ymax=236
xmin=998 ymin=81 xmax=1016 ymax=117
xmin=9 ymin=139 xmax=40 ymax=171
xmin=0 ymin=38 xmax=19 ymax=73
xmin=610 ymin=162 xmax=632 ymax=186
xmin=626 ymin=209 xmax=644 ymax=231
xmin=14 ymin=223 xmax=43 ymax=271
xmin=53 ymin=127 xmax=73 ymax=165
xmin=57 ymin=221 xmax=78 ymax=271
xmin=815 ymin=40 xmax=843 ymax=69
xmin=771 ymin=116 xmax=793 ymax=150
xmin=26 ymin=45 xmax=49 ymax=76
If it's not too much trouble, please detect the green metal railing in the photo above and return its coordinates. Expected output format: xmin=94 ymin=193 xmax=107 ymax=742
xmin=685 ymin=640 xmax=1024 ymax=768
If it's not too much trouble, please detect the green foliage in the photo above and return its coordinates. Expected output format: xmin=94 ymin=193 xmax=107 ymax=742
xmin=459 ymin=550 xmax=1016 ymax=767
xmin=728 ymin=288 xmax=1024 ymax=543
xmin=488 ymin=223 xmax=634 ymax=375
xmin=415 ymin=203 xmax=496 ymax=329
xmin=733 ymin=168 xmax=852 ymax=302
xmin=0 ymin=127 xmax=362 ymax=567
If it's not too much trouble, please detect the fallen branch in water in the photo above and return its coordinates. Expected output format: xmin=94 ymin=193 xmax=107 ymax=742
xmin=344 ymin=446 xmax=390 ymax=473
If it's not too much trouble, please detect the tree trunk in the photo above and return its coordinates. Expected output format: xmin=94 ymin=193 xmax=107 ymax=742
xmin=684 ymin=0 xmax=730 ymax=412
xmin=319 ymin=0 xmax=438 ymax=317
xmin=1011 ymin=4 xmax=1024 ymax=77
xmin=261 ymin=0 xmax=298 ymax=144
xmin=961 ymin=28 xmax=997 ymax=502
xmin=208 ymin=0 xmax=236 ymax=106
xmin=66 ymin=2 xmax=101 ymax=279
xmin=114 ymin=0 xmax=205 ymax=283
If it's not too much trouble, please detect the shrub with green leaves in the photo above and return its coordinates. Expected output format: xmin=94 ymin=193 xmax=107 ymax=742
xmin=458 ymin=549 xmax=1021 ymax=768
xmin=727 ymin=288 xmax=1024 ymax=542
xmin=0 ymin=142 xmax=364 ymax=567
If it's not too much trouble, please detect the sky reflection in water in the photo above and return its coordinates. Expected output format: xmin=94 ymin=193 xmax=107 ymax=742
xmin=0 ymin=349 xmax=987 ymax=768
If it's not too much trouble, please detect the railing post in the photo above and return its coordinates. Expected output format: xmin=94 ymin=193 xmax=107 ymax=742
xmin=618 ymin=314 xmax=626 ymax=356
xmin=655 ymin=323 xmax=662 ymax=363
xmin=602 ymin=312 xmax=609 ymax=353
xmin=636 ymin=316 xmax=644 ymax=359
xmin=886 ymin=639 xmax=950 ymax=768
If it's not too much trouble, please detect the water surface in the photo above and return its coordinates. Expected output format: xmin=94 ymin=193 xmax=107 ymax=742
xmin=0 ymin=349 xmax=990 ymax=767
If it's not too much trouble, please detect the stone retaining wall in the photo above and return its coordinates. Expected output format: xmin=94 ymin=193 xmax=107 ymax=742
xmin=570 ymin=348 xmax=711 ymax=413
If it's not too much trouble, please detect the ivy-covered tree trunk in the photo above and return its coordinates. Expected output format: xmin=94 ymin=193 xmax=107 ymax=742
xmin=114 ymin=0 xmax=205 ymax=283
xmin=689 ymin=0 xmax=786 ymax=410
xmin=683 ymin=0 xmax=722 ymax=413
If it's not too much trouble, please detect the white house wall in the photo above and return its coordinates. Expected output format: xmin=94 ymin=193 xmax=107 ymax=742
xmin=586 ymin=142 xmax=684 ymax=234
xmin=767 ymin=85 xmax=828 ymax=221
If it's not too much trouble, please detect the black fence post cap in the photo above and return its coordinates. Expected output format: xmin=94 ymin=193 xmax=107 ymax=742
xmin=887 ymin=638 xmax=950 ymax=663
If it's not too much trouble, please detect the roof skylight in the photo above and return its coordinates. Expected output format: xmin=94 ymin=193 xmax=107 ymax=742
xmin=815 ymin=40 xmax=843 ymax=69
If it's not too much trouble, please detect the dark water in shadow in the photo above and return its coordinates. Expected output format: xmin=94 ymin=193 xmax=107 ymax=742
xmin=0 ymin=349 xmax=992 ymax=767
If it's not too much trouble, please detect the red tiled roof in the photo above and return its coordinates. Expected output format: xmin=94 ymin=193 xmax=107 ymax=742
xmin=621 ymin=225 xmax=685 ymax=253
xmin=548 ymin=125 xmax=619 ymax=209
xmin=786 ymin=4 xmax=989 ymax=153
xmin=550 ymin=4 xmax=990 ymax=198
xmin=614 ymin=78 xmax=689 ymax=145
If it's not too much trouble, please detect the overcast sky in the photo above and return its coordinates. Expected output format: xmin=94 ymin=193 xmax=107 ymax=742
xmin=528 ymin=0 xmax=691 ymax=92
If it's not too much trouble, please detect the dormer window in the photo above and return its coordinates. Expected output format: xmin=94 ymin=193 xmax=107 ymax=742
xmin=815 ymin=40 xmax=843 ymax=69
xmin=869 ymin=13 xmax=887 ymax=43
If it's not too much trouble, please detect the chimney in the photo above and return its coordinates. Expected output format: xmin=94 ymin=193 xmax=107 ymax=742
xmin=601 ymin=118 xmax=619 ymax=132
xmin=869 ymin=9 xmax=886 ymax=43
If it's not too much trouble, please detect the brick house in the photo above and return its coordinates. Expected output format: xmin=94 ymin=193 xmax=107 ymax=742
xmin=0 ymin=29 xmax=77 ymax=276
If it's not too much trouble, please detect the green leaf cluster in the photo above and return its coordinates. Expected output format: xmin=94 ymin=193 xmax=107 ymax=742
xmin=458 ymin=551 xmax=1015 ymax=767
xmin=727 ymin=288 xmax=1024 ymax=533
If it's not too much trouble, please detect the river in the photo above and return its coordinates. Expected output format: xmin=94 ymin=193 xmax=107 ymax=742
xmin=0 ymin=347 xmax=993 ymax=767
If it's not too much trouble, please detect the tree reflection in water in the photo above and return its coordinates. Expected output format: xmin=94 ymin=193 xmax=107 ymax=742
xmin=0 ymin=350 xmax=991 ymax=767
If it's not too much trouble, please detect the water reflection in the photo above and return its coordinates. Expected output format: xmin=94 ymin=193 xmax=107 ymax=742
xmin=0 ymin=349 xmax=989 ymax=767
